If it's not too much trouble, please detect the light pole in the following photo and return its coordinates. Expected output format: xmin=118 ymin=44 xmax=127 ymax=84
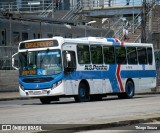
xmin=85 ymin=20 xmax=96 ymax=37
xmin=132 ymin=0 xmax=135 ymax=33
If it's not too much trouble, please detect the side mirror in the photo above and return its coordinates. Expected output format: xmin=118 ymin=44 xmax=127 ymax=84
xmin=66 ymin=53 xmax=71 ymax=62
xmin=12 ymin=52 xmax=19 ymax=70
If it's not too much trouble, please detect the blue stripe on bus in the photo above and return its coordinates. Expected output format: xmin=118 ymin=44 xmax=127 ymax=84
xmin=65 ymin=68 xmax=156 ymax=93
xmin=65 ymin=70 xmax=156 ymax=79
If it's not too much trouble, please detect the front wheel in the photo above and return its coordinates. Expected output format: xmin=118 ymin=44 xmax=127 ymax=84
xmin=74 ymin=83 xmax=90 ymax=102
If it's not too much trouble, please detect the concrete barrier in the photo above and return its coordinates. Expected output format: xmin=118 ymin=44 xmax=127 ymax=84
xmin=0 ymin=70 xmax=19 ymax=92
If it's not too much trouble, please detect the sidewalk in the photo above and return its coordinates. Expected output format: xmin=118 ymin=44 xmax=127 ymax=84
xmin=0 ymin=92 xmax=29 ymax=101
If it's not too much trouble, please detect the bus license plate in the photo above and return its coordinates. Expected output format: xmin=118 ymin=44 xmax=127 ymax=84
xmin=28 ymin=91 xmax=42 ymax=95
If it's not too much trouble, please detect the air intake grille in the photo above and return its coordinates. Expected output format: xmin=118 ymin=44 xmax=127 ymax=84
xmin=23 ymin=77 xmax=53 ymax=83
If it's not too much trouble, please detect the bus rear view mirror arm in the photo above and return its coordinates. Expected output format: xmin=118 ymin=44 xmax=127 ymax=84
xmin=12 ymin=52 xmax=19 ymax=70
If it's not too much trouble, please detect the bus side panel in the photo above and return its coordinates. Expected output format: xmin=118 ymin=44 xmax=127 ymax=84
xmin=63 ymin=79 xmax=79 ymax=95
xmin=137 ymin=64 xmax=156 ymax=91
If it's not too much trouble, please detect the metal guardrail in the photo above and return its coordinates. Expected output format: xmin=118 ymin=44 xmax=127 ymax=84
xmin=39 ymin=2 xmax=53 ymax=17
xmin=81 ymin=0 xmax=144 ymax=8
xmin=61 ymin=1 xmax=82 ymax=21
xmin=0 ymin=0 xmax=54 ymax=12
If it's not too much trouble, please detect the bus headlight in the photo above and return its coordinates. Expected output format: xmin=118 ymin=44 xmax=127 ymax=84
xmin=51 ymin=80 xmax=62 ymax=90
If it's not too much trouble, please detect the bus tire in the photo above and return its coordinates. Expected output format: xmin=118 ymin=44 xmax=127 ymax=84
xmin=40 ymin=97 xmax=51 ymax=104
xmin=118 ymin=80 xmax=134 ymax=99
xmin=74 ymin=83 xmax=90 ymax=102
xmin=125 ymin=80 xmax=134 ymax=98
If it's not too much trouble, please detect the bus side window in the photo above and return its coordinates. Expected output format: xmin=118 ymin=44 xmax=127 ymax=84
xmin=90 ymin=45 xmax=103 ymax=64
xmin=77 ymin=45 xmax=90 ymax=64
xmin=103 ymin=46 xmax=115 ymax=64
xmin=147 ymin=47 xmax=153 ymax=65
xmin=127 ymin=47 xmax=138 ymax=64
xmin=138 ymin=47 xmax=148 ymax=64
xmin=115 ymin=46 xmax=126 ymax=64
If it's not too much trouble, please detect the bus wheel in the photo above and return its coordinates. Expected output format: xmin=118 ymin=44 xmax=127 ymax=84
xmin=125 ymin=81 xmax=134 ymax=98
xmin=75 ymin=83 xmax=90 ymax=102
xmin=40 ymin=97 xmax=51 ymax=104
xmin=118 ymin=81 xmax=134 ymax=99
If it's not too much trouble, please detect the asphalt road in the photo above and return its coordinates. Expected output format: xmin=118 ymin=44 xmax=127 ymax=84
xmin=0 ymin=94 xmax=160 ymax=132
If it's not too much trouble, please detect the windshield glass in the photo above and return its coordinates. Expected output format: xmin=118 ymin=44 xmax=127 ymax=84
xmin=19 ymin=50 xmax=62 ymax=76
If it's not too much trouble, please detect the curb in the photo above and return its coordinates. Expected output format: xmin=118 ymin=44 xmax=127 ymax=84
xmin=0 ymin=97 xmax=32 ymax=101
xmin=37 ymin=117 xmax=160 ymax=132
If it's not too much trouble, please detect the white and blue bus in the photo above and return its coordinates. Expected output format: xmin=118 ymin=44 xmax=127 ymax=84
xmin=12 ymin=37 xmax=156 ymax=104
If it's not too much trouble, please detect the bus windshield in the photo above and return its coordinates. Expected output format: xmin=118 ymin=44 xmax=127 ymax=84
xmin=19 ymin=50 xmax=62 ymax=76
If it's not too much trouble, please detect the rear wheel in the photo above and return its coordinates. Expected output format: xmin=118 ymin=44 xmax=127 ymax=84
xmin=125 ymin=81 xmax=134 ymax=98
xmin=74 ymin=83 xmax=90 ymax=102
xmin=118 ymin=81 xmax=134 ymax=99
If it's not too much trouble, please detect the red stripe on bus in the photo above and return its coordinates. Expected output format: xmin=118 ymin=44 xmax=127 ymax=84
xmin=121 ymin=41 xmax=124 ymax=47
xmin=116 ymin=64 xmax=124 ymax=92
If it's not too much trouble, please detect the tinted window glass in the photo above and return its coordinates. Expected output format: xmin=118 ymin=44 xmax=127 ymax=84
xmin=77 ymin=45 xmax=90 ymax=64
xmin=116 ymin=47 xmax=126 ymax=64
xmin=90 ymin=45 xmax=103 ymax=64
xmin=127 ymin=47 xmax=138 ymax=64
xmin=13 ymin=32 xmax=20 ymax=46
xmin=138 ymin=47 xmax=147 ymax=64
xmin=147 ymin=47 xmax=153 ymax=65
xmin=103 ymin=46 xmax=115 ymax=64
xmin=22 ymin=32 xmax=28 ymax=41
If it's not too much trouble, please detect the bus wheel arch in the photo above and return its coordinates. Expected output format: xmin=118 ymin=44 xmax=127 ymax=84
xmin=74 ymin=79 xmax=90 ymax=102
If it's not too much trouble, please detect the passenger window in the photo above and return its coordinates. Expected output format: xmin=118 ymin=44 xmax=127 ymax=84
xmin=90 ymin=45 xmax=103 ymax=64
xmin=138 ymin=47 xmax=147 ymax=64
xmin=38 ymin=34 xmax=41 ymax=38
xmin=147 ymin=47 xmax=153 ymax=65
xmin=1 ymin=30 xmax=6 ymax=46
xmin=116 ymin=47 xmax=126 ymax=64
xmin=103 ymin=46 xmax=115 ymax=64
xmin=47 ymin=34 xmax=53 ymax=38
xmin=77 ymin=45 xmax=90 ymax=64
xmin=127 ymin=47 xmax=138 ymax=64
xmin=22 ymin=32 xmax=28 ymax=41
xmin=13 ymin=32 xmax=20 ymax=46
xmin=33 ymin=33 xmax=36 ymax=39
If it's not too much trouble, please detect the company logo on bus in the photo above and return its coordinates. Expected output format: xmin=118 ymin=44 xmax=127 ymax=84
xmin=20 ymin=40 xmax=58 ymax=49
xmin=84 ymin=65 xmax=108 ymax=70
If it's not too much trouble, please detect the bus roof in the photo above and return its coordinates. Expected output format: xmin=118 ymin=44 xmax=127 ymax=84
xmin=18 ymin=36 xmax=153 ymax=52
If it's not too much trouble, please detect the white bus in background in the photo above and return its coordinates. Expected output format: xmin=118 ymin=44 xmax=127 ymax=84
xmin=12 ymin=37 xmax=156 ymax=104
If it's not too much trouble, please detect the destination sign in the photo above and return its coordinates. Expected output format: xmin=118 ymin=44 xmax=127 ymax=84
xmin=22 ymin=70 xmax=36 ymax=76
xmin=20 ymin=40 xmax=58 ymax=49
